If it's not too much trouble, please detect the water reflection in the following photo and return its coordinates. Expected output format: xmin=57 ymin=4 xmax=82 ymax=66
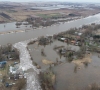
xmin=83 ymin=62 xmax=89 ymax=68
xmin=74 ymin=64 xmax=78 ymax=73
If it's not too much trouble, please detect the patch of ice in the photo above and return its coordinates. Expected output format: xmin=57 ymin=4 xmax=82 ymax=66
xmin=13 ymin=39 xmax=42 ymax=90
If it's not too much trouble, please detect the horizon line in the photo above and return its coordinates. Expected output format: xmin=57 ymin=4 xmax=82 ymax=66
xmin=0 ymin=1 xmax=100 ymax=3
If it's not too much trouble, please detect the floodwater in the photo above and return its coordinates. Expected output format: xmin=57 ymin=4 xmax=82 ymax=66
xmin=31 ymin=5 xmax=72 ymax=10
xmin=28 ymin=40 xmax=79 ymax=70
xmin=0 ymin=13 xmax=100 ymax=45
xmin=0 ymin=22 xmax=31 ymax=32
xmin=54 ymin=54 xmax=100 ymax=90
xmin=28 ymin=41 xmax=100 ymax=90
xmin=0 ymin=13 xmax=100 ymax=90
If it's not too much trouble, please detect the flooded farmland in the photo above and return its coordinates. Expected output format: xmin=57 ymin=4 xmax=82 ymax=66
xmin=28 ymin=40 xmax=79 ymax=70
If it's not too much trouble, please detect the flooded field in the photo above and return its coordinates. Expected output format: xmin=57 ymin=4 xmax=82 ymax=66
xmin=54 ymin=54 xmax=100 ymax=90
xmin=0 ymin=22 xmax=32 ymax=32
xmin=28 ymin=40 xmax=100 ymax=90
xmin=28 ymin=40 xmax=79 ymax=70
xmin=31 ymin=5 xmax=72 ymax=10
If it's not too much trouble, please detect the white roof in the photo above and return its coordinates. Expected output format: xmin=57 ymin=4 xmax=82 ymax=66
xmin=78 ymin=33 xmax=82 ymax=36
xmin=61 ymin=38 xmax=66 ymax=40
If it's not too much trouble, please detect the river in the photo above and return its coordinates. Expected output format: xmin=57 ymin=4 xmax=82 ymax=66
xmin=0 ymin=13 xmax=100 ymax=45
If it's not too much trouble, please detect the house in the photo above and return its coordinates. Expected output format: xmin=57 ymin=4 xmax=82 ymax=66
xmin=9 ymin=64 xmax=19 ymax=74
xmin=9 ymin=64 xmax=24 ymax=76
xmin=9 ymin=66 xmax=17 ymax=74
xmin=61 ymin=48 xmax=67 ymax=54
xmin=0 ymin=61 xmax=7 ymax=68
xmin=58 ymin=38 xmax=66 ymax=42
xmin=9 ymin=74 xmax=19 ymax=80
xmin=78 ymin=33 xmax=82 ymax=36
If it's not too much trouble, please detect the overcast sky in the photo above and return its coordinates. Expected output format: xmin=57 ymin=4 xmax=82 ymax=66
xmin=0 ymin=0 xmax=100 ymax=3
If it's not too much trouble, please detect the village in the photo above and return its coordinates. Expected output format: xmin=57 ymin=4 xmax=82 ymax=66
xmin=0 ymin=44 xmax=26 ymax=90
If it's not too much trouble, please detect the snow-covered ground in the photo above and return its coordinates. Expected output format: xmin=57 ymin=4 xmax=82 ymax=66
xmin=14 ymin=39 xmax=42 ymax=90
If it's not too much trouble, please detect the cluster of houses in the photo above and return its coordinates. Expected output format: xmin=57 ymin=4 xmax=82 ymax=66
xmin=54 ymin=32 xmax=83 ymax=46
xmin=0 ymin=61 xmax=25 ymax=88
xmin=0 ymin=45 xmax=26 ymax=89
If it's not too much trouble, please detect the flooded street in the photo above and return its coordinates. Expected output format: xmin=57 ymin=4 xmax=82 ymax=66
xmin=0 ymin=13 xmax=100 ymax=45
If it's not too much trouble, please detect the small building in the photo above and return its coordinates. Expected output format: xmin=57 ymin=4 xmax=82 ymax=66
xmin=9 ymin=64 xmax=19 ymax=74
xmin=58 ymin=38 xmax=66 ymax=42
xmin=61 ymin=48 xmax=67 ymax=54
xmin=0 ymin=61 xmax=7 ymax=68
xmin=9 ymin=74 xmax=19 ymax=80
xmin=9 ymin=66 xmax=17 ymax=74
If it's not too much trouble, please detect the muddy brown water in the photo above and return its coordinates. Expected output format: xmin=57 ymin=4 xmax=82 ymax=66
xmin=54 ymin=55 xmax=100 ymax=90
xmin=28 ymin=40 xmax=100 ymax=90
xmin=54 ymin=54 xmax=100 ymax=90
xmin=28 ymin=40 xmax=79 ymax=70
xmin=0 ymin=13 xmax=100 ymax=45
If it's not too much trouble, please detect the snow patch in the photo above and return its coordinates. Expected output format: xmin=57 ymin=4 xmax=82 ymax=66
xmin=13 ymin=38 xmax=42 ymax=90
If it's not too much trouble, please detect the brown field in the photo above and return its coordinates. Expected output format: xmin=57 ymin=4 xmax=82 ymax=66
xmin=0 ymin=3 xmax=100 ymax=22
